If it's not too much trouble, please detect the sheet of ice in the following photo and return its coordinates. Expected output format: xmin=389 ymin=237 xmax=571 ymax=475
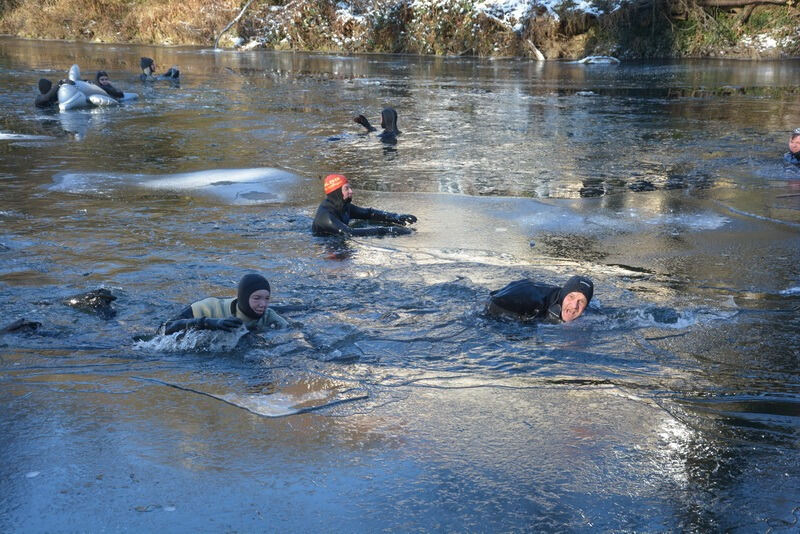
xmin=0 ymin=132 xmax=54 ymax=141
xmin=49 ymin=167 xmax=302 ymax=204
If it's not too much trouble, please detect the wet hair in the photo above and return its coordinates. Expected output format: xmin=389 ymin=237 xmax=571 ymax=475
xmin=236 ymin=273 xmax=270 ymax=319
xmin=38 ymin=78 xmax=52 ymax=94
xmin=557 ymin=275 xmax=594 ymax=305
xmin=96 ymin=70 xmax=109 ymax=84
xmin=140 ymin=57 xmax=154 ymax=71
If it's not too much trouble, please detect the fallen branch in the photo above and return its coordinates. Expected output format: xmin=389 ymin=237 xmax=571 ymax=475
xmin=214 ymin=0 xmax=256 ymax=49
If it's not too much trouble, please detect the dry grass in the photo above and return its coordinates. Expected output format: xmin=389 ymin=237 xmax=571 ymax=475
xmin=0 ymin=0 xmax=238 ymax=45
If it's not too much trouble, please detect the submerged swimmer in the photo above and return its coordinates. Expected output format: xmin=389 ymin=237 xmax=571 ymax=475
xmin=354 ymin=107 xmax=401 ymax=143
xmin=162 ymin=274 xmax=288 ymax=335
xmin=35 ymin=78 xmax=63 ymax=108
xmin=140 ymin=57 xmax=180 ymax=82
xmin=487 ymin=275 xmax=594 ymax=323
xmin=312 ymin=173 xmax=417 ymax=237
xmin=784 ymin=128 xmax=800 ymax=165
xmin=93 ymin=71 xmax=124 ymax=99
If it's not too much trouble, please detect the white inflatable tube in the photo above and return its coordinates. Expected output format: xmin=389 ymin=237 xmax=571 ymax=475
xmin=58 ymin=84 xmax=89 ymax=111
xmin=59 ymin=64 xmax=138 ymax=111
xmin=68 ymin=64 xmax=81 ymax=82
xmin=74 ymin=79 xmax=111 ymax=97
xmin=88 ymin=94 xmax=119 ymax=107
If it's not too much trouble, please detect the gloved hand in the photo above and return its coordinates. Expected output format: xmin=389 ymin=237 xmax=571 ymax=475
xmin=203 ymin=317 xmax=243 ymax=332
xmin=395 ymin=213 xmax=417 ymax=225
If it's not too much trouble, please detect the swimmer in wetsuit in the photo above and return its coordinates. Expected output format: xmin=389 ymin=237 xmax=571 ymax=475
xmin=354 ymin=107 xmax=401 ymax=143
xmin=162 ymin=273 xmax=288 ymax=335
xmin=487 ymin=275 xmax=594 ymax=323
xmin=93 ymin=71 xmax=124 ymax=99
xmin=311 ymin=173 xmax=417 ymax=237
xmin=35 ymin=78 xmax=62 ymax=108
xmin=784 ymin=128 xmax=800 ymax=165
xmin=140 ymin=57 xmax=180 ymax=82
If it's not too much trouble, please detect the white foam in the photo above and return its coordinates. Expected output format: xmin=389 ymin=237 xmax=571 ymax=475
xmin=133 ymin=327 xmax=249 ymax=352
xmin=781 ymin=286 xmax=800 ymax=295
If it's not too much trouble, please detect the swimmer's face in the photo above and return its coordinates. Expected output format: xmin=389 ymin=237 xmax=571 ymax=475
xmin=789 ymin=134 xmax=800 ymax=154
xmin=341 ymin=183 xmax=353 ymax=201
xmin=98 ymin=76 xmax=109 ymax=84
xmin=249 ymin=289 xmax=271 ymax=316
xmin=561 ymin=291 xmax=588 ymax=322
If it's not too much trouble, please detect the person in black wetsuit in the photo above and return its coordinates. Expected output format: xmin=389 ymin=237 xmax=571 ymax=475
xmin=35 ymin=78 xmax=62 ymax=108
xmin=785 ymin=128 xmax=800 ymax=165
xmin=94 ymin=71 xmax=124 ymax=99
xmin=354 ymin=107 xmax=401 ymax=143
xmin=487 ymin=275 xmax=594 ymax=323
xmin=162 ymin=273 xmax=289 ymax=335
xmin=140 ymin=57 xmax=180 ymax=82
xmin=311 ymin=173 xmax=417 ymax=237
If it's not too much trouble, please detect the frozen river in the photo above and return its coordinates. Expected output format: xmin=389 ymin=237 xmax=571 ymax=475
xmin=1 ymin=37 xmax=799 ymax=531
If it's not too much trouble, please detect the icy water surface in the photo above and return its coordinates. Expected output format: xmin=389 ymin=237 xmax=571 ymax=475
xmin=1 ymin=37 xmax=799 ymax=531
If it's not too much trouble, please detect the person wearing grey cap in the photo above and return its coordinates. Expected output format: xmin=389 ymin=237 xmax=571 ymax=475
xmin=486 ymin=275 xmax=594 ymax=323
xmin=140 ymin=57 xmax=180 ymax=82
xmin=161 ymin=273 xmax=288 ymax=335
xmin=784 ymin=128 xmax=800 ymax=165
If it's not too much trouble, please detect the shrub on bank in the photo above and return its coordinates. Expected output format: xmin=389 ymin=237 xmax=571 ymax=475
xmin=0 ymin=0 xmax=238 ymax=45
xmin=1 ymin=0 xmax=798 ymax=58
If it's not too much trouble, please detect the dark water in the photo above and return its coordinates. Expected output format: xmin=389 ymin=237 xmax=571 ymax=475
xmin=1 ymin=36 xmax=799 ymax=531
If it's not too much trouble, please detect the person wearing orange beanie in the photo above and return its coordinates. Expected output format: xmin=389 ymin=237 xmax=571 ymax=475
xmin=311 ymin=174 xmax=417 ymax=237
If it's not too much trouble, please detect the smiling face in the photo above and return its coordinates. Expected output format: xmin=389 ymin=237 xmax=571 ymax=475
xmin=560 ymin=291 xmax=588 ymax=322
xmin=248 ymin=289 xmax=271 ymax=316
xmin=790 ymin=134 xmax=800 ymax=154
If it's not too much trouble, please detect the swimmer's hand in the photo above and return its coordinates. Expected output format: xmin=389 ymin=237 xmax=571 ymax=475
xmin=395 ymin=213 xmax=417 ymax=225
xmin=203 ymin=317 xmax=243 ymax=332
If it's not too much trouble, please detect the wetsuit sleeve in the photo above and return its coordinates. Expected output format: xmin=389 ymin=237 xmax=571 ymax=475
xmin=313 ymin=205 xmax=357 ymax=236
xmin=103 ymin=83 xmax=125 ymax=99
xmin=35 ymin=84 xmax=59 ymax=108
xmin=162 ymin=306 xmax=202 ymax=334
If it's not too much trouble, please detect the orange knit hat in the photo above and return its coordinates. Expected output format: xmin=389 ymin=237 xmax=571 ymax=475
xmin=323 ymin=174 xmax=348 ymax=195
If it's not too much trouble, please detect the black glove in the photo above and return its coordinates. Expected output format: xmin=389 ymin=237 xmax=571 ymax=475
xmin=395 ymin=213 xmax=417 ymax=225
xmin=203 ymin=317 xmax=243 ymax=332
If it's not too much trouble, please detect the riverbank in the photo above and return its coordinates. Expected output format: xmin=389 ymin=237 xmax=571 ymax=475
xmin=1 ymin=0 xmax=798 ymax=59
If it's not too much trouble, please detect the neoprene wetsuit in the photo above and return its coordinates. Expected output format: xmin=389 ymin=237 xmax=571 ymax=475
xmin=785 ymin=151 xmax=800 ymax=165
xmin=488 ymin=279 xmax=563 ymax=323
xmin=312 ymin=189 xmax=411 ymax=237
xmin=35 ymin=79 xmax=59 ymax=108
xmin=96 ymin=82 xmax=124 ymax=99
xmin=163 ymin=297 xmax=288 ymax=335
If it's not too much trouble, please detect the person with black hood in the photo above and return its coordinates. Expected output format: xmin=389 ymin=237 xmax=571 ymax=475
xmin=35 ymin=78 xmax=62 ymax=108
xmin=93 ymin=71 xmax=124 ymax=99
xmin=312 ymin=173 xmax=417 ymax=237
xmin=354 ymin=107 xmax=401 ymax=143
xmin=487 ymin=275 xmax=594 ymax=323
xmin=162 ymin=273 xmax=288 ymax=335
xmin=785 ymin=128 xmax=800 ymax=165
xmin=140 ymin=57 xmax=180 ymax=82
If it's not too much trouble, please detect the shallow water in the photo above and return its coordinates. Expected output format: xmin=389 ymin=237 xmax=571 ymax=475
xmin=1 ymin=37 xmax=799 ymax=531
